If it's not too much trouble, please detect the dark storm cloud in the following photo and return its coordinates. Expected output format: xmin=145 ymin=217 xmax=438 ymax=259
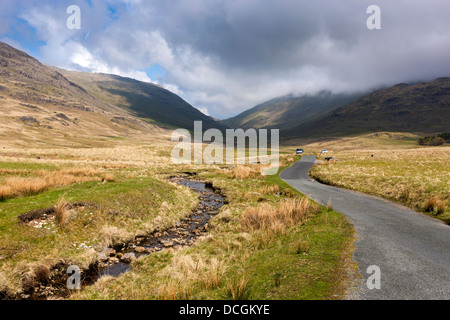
xmin=5 ymin=0 xmax=450 ymax=117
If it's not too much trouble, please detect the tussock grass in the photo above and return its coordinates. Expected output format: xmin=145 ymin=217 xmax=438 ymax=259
xmin=232 ymin=165 xmax=261 ymax=179
xmin=435 ymin=200 xmax=447 ymax=216
xmin=241 ymin=197 xmax=313 ymax=233
xmin=157 ymin=280 xmax=191 ymax=300
xmin=54 ymin=167 xmax=100 ymax=177
xmin=156 ymin=254 xmax=226 ymax=298
xmin=99 ymin=226 xmax=133 ymax=247
xmin=226 ymin=276 xmax=251 ymax=300
xmin=241 ymin=197 xmax=317 ymax=248
xmin=54 ymin=196 xmax=69 ymax=227
xmin=34 ymin=265 xmax=50 ymax=283
xmin=258 ymin=184 xmax=280 ymax=195
xmin=294 ymin=239 xmax=310 ymax=254
xmin=424 ymin=195 xmax=447 ymax=215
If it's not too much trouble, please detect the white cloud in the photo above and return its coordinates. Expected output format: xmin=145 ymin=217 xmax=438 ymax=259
xmin=0 ymin=37 xmax=25 ymax=52
xmin=10 ymin=0 xmax=450 ymax=118
xmin=197 ymin=107 xmax=210 ymax=116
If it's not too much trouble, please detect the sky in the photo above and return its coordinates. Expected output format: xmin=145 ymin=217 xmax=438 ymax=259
xmin=1 ymin=0 xmax=449 ymax=119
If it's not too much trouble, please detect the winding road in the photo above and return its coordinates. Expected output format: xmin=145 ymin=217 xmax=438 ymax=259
xmin=280 ymin=155 xmax=450 ymax=300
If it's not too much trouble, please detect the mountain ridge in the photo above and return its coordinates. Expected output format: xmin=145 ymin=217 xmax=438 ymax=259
xmin=0 ymin=41 xmax=224 ymax=147
xmin=224 ymin=78 xmax=450 ymax=139
xmin=56 ymin=68 xmax=225 ymax=131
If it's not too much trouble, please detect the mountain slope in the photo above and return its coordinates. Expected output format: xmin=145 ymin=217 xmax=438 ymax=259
xmin=57 ymin=69 xmax=226 ymax=132
xmin=0 ymin=42 xmax=225 ymax=147
xmin=223 ymin=78 xmax=450 ymax=139
xmin=295 ymin=78 xmax=450 ymax=138
xmin=0 ymin=42 xmax=168 ymax=147
xmin=222 ymin=91 xmax=363 ymax=133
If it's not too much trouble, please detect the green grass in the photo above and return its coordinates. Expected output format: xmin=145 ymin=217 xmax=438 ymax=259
xmin=0 ymin=171 xmax=197 ymax=294
xmin=238 ymin=210 xmax=353 ymax=299
xmin=72 ymin=154 xmax=355 ymax=300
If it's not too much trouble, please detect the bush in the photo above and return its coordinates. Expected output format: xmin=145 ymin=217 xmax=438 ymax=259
xmin=418 ymin=136 xmax=445 ymax=146
xmin=438 ymin=132 xmax=450 ymax=142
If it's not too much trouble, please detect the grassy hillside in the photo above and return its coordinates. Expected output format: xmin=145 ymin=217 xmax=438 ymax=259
xmin=0 ymin=42 xmax=169 ymax=147
xmin=58 ymin=70 xmax=227 ymax=132
xmin=0 ymin=41 xmax=226 ymax=148
xmin=224 ymin=78 xmax=450 ymax=140
xmin=293 ymin=78 xmax=450 ymax=138
xmin=222 ymin=91 xmax=362 ymax=133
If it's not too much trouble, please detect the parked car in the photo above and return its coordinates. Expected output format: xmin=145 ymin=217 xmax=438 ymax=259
xmin=320 ymin=149 xmax=328 ymax=153
xmin=296 ymin=148 xmax=304 ymax=154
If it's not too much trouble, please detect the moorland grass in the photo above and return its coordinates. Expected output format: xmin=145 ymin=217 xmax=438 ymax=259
xmin=310 ymin=147 xmax=450 ymax=223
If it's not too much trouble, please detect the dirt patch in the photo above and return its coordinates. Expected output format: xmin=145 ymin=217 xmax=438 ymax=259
xmin=18 ymin=202 xmax=98 ymax=224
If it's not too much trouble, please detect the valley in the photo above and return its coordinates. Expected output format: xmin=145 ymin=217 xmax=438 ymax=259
xmin=0 ymin=40 xmax=449 ymax=301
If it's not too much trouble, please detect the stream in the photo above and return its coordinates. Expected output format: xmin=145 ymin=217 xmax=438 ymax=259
xmin=97 ymin=177 xmax=226 ymax=278
xmin=11 ymin=176 xmax=226 ymax=300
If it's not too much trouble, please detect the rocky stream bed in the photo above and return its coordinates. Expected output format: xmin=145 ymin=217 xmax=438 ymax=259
xmin=2 ymin=176 xmax=226 ymax=300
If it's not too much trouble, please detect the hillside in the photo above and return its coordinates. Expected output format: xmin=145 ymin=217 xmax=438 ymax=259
xmin=57 ymin=69 xmax=225 ymax=131
xmin=222 ymin=91 xmax=363 ymax=134
xmin=0 ymin=42 xmax=223 ymax=148
xmin=0 ymin=42 xmax=171 ymax=147
xmin=224 ymin=78 xmax=450 ymax=139
xmin=295 ymin=78 xmax=450 ymax=138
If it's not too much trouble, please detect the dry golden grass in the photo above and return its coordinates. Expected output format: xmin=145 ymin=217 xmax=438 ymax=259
xmin=198 ymin=258 xmax=225 ymax=290
xmin=56 ymin=167 xmax=100 ymax=177
xmin=258 ymin=184 xmax=280 ymax=195
xmin=34 ymin=265 xmax=50 ymax=283
xmin=232 ymin=165 xmax=261 ymax=179
xmin=0 ymin=144 xmax=171 ymax=170
xmin=287 ymin=132 xmax=421 ymax=152
xmin=54 ymin=196 xmax=69 ymax=227
xmin=99 ymin=226 xmax=133 ymax=247
xmin=157 ymin=279 xmax=192 ymax=300
xmin=226 ymin=276 xmax=251 ymax=300
xmin=0 ymin=168 xmax=115 ymax=202
xmin=424 ymin=195 xmax=447 ymax=215
xmin=0 ymin=177 xmax=48 ymax=200
xmin=241 ymin=197 xmax=313 ymax=234
xmin=155 ymin=253 xmax=225 ymax=299
xmin=327 ymin=200 xmax=333 ymax=211
xmin=0 ymin=169 xmax=32 ymax=176
xmin=311 ymin=146 xmax=450 ymax=221
xmin=100 ymin=173 xmax=116 ymax=182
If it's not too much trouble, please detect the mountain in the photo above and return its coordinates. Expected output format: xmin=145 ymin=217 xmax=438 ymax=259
xmin=294 ymin=78 xmax=450 ymax=138
xmin=222 ymin=91 xmax=363 ymax=135
xmin=224 ymin=78 xmax=450 ymax=139
xmin=56 ymin=69 xmax=225 ymax=132
xmin=0 ymin=42 xmax=156 ymax=147
xmin=0 ymin=42 xmax=222 ymax=147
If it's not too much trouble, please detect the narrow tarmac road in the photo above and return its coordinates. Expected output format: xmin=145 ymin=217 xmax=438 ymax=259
xmin=280 ymin=155 xmax=450 ymax=300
